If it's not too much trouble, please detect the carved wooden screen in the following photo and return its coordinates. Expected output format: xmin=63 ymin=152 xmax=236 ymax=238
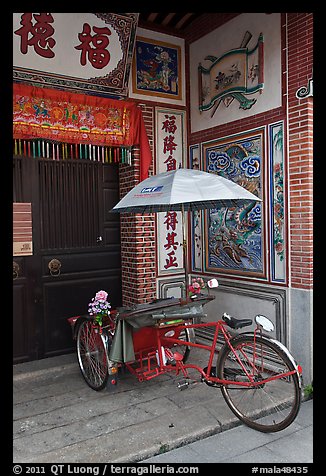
xmin=38 ymin=160 xmax=101 ymax=250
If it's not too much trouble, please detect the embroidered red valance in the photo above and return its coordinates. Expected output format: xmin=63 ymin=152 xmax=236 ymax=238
xmin=13 ymin=83 xmax=152 ymax=180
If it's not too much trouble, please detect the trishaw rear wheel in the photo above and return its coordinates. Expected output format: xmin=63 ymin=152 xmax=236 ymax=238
xmin=216 ymin=334 xmax=301 ymax=432
xmin=76 ymin=320 xmax=109 ymax=391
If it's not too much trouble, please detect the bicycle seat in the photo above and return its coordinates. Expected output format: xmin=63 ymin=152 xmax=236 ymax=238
xmin=222 ymin=313 xmax=252 ymax=329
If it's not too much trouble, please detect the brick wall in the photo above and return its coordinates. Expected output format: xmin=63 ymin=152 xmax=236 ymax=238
xmin=119 ymin=104 xmax=157 ymax=305
xmin=190 ymin=108 xmax=285 ymax=146
xmin=287 ymin=13 xmax=313 ymax=290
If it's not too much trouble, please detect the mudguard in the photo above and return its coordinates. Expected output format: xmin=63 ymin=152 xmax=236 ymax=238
xmin=67 ymin=314 xmax=91 ymax=340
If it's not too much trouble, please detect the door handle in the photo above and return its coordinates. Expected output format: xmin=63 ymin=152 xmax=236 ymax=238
xmin=13 ymin=261 xmax=20 ymax=280
xmin=48 ymin=258 xmax=61 ymax=276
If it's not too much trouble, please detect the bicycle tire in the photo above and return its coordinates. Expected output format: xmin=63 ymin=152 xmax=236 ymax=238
xmin=76 ymin=319 xmax=109 ymax=391
xmin=216 ymin=334 xmax=301 ymax=432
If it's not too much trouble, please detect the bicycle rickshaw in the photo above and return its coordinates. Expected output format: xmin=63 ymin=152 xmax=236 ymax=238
xmin=68 ymin=169 xmax=302 ymax=433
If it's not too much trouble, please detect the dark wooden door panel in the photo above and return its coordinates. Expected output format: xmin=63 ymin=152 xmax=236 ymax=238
xmin=41 ymin=250 xmax=121 ymax=275
xmin=43 ymin=273 xmax=122 ymax=357
xmin=13 ymin=283 xmax=29 ymax=363
xmin=13 ymin=158 xmax=122 ymax=362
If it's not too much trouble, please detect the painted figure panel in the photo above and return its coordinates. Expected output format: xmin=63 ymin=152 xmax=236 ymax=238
xmin=133 ymin=37 xmax=182 ymax=100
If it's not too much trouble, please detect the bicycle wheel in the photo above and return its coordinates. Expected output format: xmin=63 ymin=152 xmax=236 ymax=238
xmin=76 ymin=320 xmax=109 ymax=391
xmin=216 ymin=334 xmax=301 ymax=432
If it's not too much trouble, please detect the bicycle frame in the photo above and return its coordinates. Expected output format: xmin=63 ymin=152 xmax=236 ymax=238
xmin=135 ymin=319 xmax=300 ymax=388
xmin=70 ymin=312 xmax=300 ymax=389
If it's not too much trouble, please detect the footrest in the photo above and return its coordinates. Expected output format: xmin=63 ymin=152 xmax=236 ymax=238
xmin=131 ymin=364 xmax=162 ymax=381
xmin=173 ymin=351 xmax=184 ymax=362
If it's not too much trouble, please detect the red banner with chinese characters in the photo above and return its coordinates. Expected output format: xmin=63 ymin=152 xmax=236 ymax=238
xmin=13 ymin=83 xmax=152 ymax=180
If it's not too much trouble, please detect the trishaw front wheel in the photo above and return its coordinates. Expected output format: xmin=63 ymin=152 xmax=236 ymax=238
xmin=76 ymin=319 xmax=109 ymax=391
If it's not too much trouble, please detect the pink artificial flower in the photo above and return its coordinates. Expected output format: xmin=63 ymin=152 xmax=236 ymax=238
xmin=95 ymin=290 xmax=108 ymax=302
xmin=189 ymin=283 xmax=200 ymax=294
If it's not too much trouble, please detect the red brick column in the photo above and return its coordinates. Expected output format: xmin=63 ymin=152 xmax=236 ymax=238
xmin=287 ymin=13 xmax=313 ymax=290
xmin=119 ymin=104 xmax=156 ymax=305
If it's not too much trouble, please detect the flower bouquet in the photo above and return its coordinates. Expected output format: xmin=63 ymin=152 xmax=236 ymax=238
xmin=188 ymin=277 xmax=206 ymax=298
xmin=88 ymin=290 xmax=112 ymax=327
xmin=188 ymin=277 xmax=219 ymax=298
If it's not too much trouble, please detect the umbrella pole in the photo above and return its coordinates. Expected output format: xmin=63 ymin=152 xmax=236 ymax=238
xmin=181 ymin=204 xmax=189 ymax=300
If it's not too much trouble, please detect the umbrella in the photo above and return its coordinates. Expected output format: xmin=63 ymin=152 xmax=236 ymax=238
xmin=111 ymin=168 xmax=261 ymax=298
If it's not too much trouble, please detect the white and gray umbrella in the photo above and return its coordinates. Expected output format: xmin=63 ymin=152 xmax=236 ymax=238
xmin=111 ymin=168 xmax=261 ymax=297
xmin=111 ymin=168 xmax=260 ymax=214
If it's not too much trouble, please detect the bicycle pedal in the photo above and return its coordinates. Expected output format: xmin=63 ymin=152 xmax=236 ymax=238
xmin=177 ymin=380 xmax=189 ymax=390
xmin=166 ymin=356 xmax=176 ymax=365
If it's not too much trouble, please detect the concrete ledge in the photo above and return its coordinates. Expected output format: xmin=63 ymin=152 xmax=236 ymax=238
xmin=13 ymin=353 xmax=77 ymax=382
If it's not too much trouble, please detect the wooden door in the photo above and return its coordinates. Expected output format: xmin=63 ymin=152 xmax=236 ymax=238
xmin=13 ymin=157 xmax=122 ymax=363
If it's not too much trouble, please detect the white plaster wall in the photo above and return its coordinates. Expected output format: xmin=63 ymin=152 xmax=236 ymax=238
xmin=189 ymin=13 xmax=282 ymax=132
xmin=289 ymin=288 xmax=313 ymax=385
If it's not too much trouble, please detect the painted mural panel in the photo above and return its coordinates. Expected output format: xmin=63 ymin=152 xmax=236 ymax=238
xmin=198 ymin=33 xmax=264 ymax=113
xmin=203 ymin=130 xmax=265 ymax=278
xmin=129 ymin=28 xmax=185 ymax=106
xmin=269 ymin=122 xmax=286 ymax=282
xmin=189 ymin=144 xmax=203 ymax=272
xmin=189 ymin=13 xmax=281 ymax=132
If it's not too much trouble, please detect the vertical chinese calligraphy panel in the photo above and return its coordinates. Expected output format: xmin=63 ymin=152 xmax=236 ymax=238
xmin=155 ymin=108 xmax=186 ymax=276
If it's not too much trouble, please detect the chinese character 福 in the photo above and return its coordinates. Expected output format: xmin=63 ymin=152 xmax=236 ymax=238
xmin=161 ymin=115 xmax=177 ymax=134
xmin=75 ymin=23 xmax=112 ymax=69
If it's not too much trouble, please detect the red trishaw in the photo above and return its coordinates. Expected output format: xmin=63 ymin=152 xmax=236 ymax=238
xmin=69 ymin=168 xmax=302 ymax=432
xmin=68 ymin=287 xmax=302 ymax=433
